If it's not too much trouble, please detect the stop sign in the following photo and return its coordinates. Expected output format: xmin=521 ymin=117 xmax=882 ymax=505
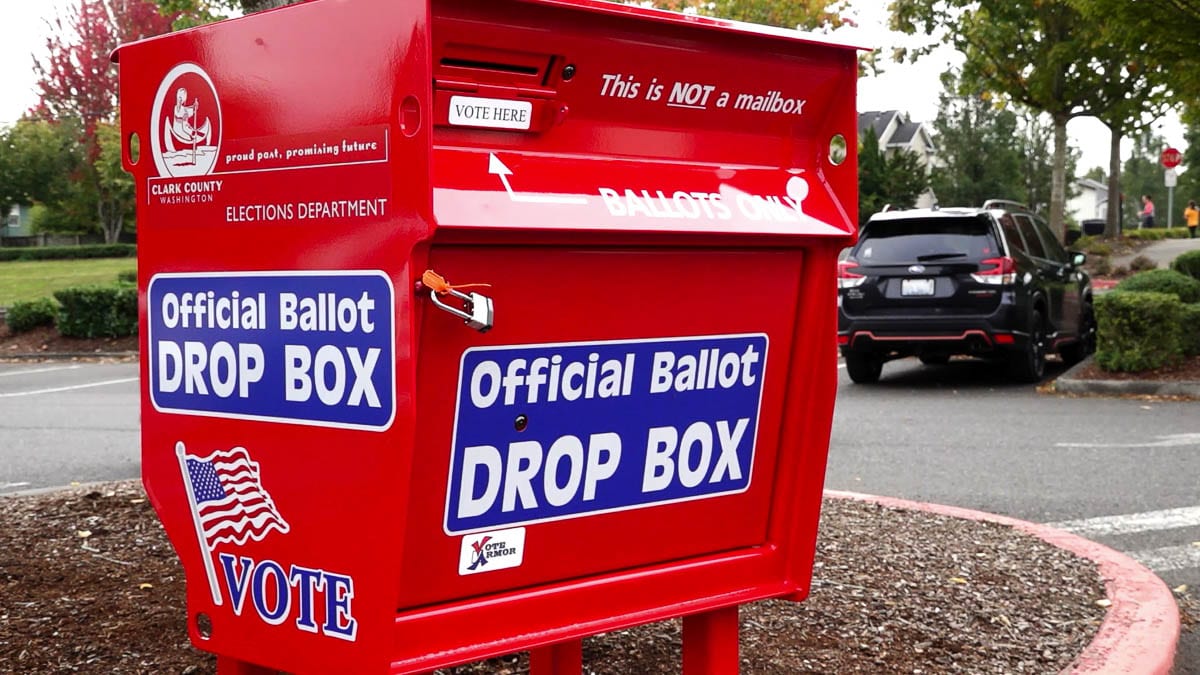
xmin=1162 ymin=147 xmax=1182 ymax=168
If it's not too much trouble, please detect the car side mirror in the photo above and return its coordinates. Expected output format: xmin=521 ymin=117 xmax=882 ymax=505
xmin=1071 ymin=252 xmax=1086 ymax=267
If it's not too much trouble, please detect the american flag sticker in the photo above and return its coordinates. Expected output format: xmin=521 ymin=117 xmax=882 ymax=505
xmin=176 ymin=441 xmax=290 ymax=605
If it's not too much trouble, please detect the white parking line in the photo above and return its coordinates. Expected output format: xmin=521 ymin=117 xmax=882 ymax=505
xmin=1131 ymin=544 xmax=1200 ymax=574
xmin=1049 ymin=505 xmax=1200 ymax=537
xmin=1054 ymin=433 xmax=1200 ymax=449
xmin=0 ymin=365 xmax=82 ymax=378
xmin=0 ymin=377 xmax=138 ymax=398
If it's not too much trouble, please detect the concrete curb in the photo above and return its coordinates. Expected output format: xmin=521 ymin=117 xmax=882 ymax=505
xmin=0 ymin=351 xmax=137 ymax=361
xmin=1052 ymin=355 xmax=1200 ymax=398
xmin=825 ymin=490 xmax=1180 ymax=675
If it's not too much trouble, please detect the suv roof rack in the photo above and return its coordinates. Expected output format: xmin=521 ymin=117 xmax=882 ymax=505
xmin=981 ymin=199 xmax=1031 ymax=212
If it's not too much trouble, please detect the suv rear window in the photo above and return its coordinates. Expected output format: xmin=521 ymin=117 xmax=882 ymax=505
xmin=855 ymin=216 xmax=1000 ymax=264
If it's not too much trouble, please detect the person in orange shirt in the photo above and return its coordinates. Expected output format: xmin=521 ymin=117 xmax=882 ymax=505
xmin=1185 ymin=200 xmax=1200 ymax=238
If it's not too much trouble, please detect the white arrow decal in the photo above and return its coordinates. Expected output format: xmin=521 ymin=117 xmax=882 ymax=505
xmin=488 ymin=154 xmax=588 ymax=205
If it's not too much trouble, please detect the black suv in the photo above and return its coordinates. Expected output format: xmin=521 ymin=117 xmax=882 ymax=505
xmin=837 ymin=202 xmax=1095 ymax=383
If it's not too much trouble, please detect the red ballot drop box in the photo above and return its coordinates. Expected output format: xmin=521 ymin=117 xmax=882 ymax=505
xmin=117 ymin=0 xmax=860 ymax=672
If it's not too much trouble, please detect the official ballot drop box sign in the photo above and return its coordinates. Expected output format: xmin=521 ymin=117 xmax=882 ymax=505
xmin=118 ymin=0 xmax=860 ymax=671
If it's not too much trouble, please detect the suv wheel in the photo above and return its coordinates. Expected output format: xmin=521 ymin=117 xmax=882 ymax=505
xmin=1009 ymin=310 xmax=1047 ymax=383
xmin=1060 ymin=304 xmax=1096 ymax=367
xmin=845 ymin=353 xmax=884 ymax=384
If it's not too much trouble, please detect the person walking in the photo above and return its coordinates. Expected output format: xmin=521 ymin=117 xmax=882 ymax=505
xmin=1186 ymin=200 xmax=1200 ymax=239
xmin=1141 ymin=194 xmax=1156 ymax=229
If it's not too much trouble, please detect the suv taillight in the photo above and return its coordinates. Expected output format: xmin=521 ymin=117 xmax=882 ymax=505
xmin=971 ymin=256 xmax=1016 ymax=285
xmin=838 ymin=260 xmax=866 ymax=288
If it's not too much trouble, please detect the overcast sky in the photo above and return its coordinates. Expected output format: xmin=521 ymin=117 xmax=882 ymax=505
xmin=0 ymin=0 xmax=1184 ymax=174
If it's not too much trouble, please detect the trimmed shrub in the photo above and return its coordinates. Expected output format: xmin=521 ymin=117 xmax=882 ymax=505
xmin=1084 ymin=237 xmax=1108 ymax=255
xmin=6 ymin=298 xmax=58 ymax=333
xmin=1125 ymin=229 xmax=1166 ymax=241
xmin=53 ymin=283 xmax=137 ymax=338
xmin=1114 ymin=268 xmax=1200 ymax=303
xmin=0 ymin=244 xmax=135 ymax=262
xmin=1088 ymin=256 xmax=1113 ymax=276
xmin=1170 ymin=249 xmax=1200 ymax=281
xmin=1095 ymin=291 xmax=1184 ymax=371
xmin=1180 ymin=303 xmax=1200 ymax=357
xmin=116 ymin=269 xmax=137 ymax=283
xmin=1128 ymin=254 xmax=1157 ymax=272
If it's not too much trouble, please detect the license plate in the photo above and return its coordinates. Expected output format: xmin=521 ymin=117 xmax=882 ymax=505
xmin=901 ymin=278 xmax=935 ymax=296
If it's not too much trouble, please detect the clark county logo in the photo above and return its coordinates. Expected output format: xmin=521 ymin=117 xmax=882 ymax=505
xmin=150 ymin=63 xmax=222 ymax=178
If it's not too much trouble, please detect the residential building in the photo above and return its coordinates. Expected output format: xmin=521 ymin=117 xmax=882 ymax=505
xmin=3 ymin=205 xmax=34 ymax=238
xmin=858 ymin=110 xmax=937 ymax=208
xmin=1068 ymin=178 xmax=1108 ymax=225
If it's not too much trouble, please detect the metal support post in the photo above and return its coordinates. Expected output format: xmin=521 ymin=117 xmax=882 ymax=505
xmin=682 ymin=605 xmax=740 ymax=674
xmin=530 ymin=638 xmax=583 ymax=675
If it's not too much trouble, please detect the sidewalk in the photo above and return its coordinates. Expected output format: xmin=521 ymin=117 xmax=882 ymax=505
xmin=1109 ymin=232 xmax=1200 ymax=270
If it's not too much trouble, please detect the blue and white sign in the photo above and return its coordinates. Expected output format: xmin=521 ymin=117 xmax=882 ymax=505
xmin=445 ymin=334 xmax=767 ymax=534
xmin=148 ymin=271 xmax=394 ymax=430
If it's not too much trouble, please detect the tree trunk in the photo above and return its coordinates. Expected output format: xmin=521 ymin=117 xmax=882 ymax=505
xmin=1050 ymin=113 xmax=1069 ymax=242
xmin=97 ymin=190 xmax=122 ymax=244
xmin=1106 ymin=125 xmax=1122 ymax=238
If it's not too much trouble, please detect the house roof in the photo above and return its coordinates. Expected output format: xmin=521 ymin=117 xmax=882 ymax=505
xmin=858 ymin=110 xmax=898 ymax=140
xmin=889 ymin=120 xmax=921 ymax=144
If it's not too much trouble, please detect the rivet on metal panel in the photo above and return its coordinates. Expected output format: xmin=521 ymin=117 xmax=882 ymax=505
xmin=561 ymin=64 xmax=576 ymax=81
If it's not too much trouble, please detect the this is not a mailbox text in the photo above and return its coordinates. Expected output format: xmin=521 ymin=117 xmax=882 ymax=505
xmin=148 ymin=271 xmax=395 ymax=430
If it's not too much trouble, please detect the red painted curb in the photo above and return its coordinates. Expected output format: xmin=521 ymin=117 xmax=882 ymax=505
xmin=824 ymin=490 xmax=1180 ymax=675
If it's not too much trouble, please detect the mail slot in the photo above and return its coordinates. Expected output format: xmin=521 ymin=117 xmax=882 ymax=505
xmin=118 ymin=0 xmax=860 ymax=672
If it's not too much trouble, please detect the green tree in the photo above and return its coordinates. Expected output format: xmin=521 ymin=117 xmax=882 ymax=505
xmin=858 ymin=128 xmax=929 ymax=223
xmin=1016 ymin=109 xmax=1077 ymax=215
xmin=30 ymin=0 xmax=173 ymax=241
xmin=0 ymin=119 xmax=84 ymax=220
xmin=95 ymin=120 xmax=136 ymax=242
xmin=1072 ymin=0 xmax=1200 ymax=114
xmin=1175 ymin=123 xmax=1200 ymax=211
xmin=928 ymin=89 xmax=1022 ymax=207
xmin=890 ymin=1 xmax=1115 ymax=242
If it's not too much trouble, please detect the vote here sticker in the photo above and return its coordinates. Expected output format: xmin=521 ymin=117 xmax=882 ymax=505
xmin=444 ymin=334 xmax=767 ymax=534
xmin=147 ymin=271 xmax=395 ymax=431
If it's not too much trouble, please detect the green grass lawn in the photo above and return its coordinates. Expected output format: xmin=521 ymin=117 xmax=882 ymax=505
xmin=0 ymin=258 xmax=135 ymax=307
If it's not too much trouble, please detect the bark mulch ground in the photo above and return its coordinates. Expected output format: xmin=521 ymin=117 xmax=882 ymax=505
xmin=1 ymin=482 xmax=1111 ymax=674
